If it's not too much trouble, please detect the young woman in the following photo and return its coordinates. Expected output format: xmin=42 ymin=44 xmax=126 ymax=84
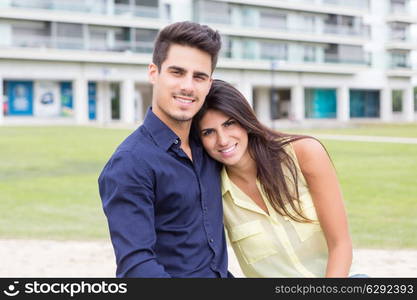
xmin=193 ymin=79 xmax=359 ymax=278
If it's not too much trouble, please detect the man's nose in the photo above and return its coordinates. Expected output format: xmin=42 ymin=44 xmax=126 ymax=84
xmin=180 ymin=75 xmax=194 ymax=95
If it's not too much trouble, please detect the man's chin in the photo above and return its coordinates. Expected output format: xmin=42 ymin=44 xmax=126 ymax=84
xmin=169 ymin=109 xmax=200 ymax=122
xmin=170 ymin=113 xmax=194 ymax=123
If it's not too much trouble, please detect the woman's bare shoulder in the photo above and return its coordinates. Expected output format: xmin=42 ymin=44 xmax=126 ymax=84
xmin=291 ymin=138 xmax=330 ymax=174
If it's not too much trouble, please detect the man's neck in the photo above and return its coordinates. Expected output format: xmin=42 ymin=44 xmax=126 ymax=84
xmin=152 ymin=108 xmax=191 ymax=146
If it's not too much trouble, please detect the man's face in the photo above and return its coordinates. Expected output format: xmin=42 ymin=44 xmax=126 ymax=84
xmin=148 ymin=44 xmax=213 ymax=126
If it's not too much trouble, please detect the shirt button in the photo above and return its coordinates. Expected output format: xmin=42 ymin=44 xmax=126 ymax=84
xmin=209 ymin=238 xmax=214 ymax=243
xmin=174 ymin=139 xmax=179 ymax=144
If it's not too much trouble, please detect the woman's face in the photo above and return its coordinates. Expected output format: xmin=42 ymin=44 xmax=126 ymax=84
xmin=199 ymin=109 xmax=250 ymax=167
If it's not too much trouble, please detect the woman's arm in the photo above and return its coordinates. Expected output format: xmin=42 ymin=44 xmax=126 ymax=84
xmin=292 ymin=138 xmax=352 ymax=277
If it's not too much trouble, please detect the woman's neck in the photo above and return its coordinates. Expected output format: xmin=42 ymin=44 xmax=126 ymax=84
xmin=226 ymin=154 xmax=257 ymax=184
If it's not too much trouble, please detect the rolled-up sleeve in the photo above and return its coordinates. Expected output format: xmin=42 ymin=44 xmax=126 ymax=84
xmin=98 ymin=150 xmax=171 ymax=278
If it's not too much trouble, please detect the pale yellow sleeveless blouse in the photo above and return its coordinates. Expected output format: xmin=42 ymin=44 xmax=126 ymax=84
xmin=222 ymin=143 xmax=356 ymax=277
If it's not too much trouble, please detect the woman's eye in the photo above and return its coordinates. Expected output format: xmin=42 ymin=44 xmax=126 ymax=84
xmin=224 ymin=120 xmax=236 ymax=127
xmin=202 ymin=130 xmax=213 ymax=136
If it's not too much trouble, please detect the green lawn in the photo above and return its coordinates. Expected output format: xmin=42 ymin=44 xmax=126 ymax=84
xmin=0 ymin=125 xmax=416 ymax=249
xmin=0 ymin=126 xmax=130 ymax=240
xmin=288 ymin=123 xmax=417 ymax=138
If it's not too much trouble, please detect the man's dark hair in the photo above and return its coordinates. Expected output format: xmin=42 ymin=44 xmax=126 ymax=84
xmin=152 ymin=21 xmax=221 ymax=73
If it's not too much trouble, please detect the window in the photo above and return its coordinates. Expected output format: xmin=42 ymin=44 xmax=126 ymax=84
xmin=199 ymin=0 xmax=231 ymax=24
xmin=391 ymin=52 xmax=409 ymax=68
xmin=259 ymin=10 xmax=287 ymax=30
xmin=260 ymin=42 xmax=287 ymax=61
xmin=134 ymin=29 xmax=157 ymax=53
xmin=89 ymin=26 xmax=109 ymax=51
xmin=56 ymin=23 xmax=83 ymax=49
xmin=390 ymin=22 xmax=408 ymax=41
xmin=391 ymin=0 xmax=407 ymax=13
xmin=12 ymin=21 xmax=51 ymax=48
xmin=414 ymin=87 xmax=417 ymax=112
xmin=392 ymin=90 xmax=403 ymax=112
xmin=301 ymin=15 xmax=315 ymax=33
xmin=136 ymin=0 xmax=158 ymax=7
xmin=325 ymin=44 xmax=364 ymax=64
xmin=303 ymin=45 xmax=316 ymax=62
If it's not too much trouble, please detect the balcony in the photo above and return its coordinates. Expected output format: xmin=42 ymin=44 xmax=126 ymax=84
xmin=7 ymin=0 xmax=107 ymax=14
xmin=324 ymin=53 xmax=372 ymax=66
xmin=323 ymin=24 xmax=370 ymax=38
xmin=214 ymin=0 xmax=368 ymax=16
xmin=386 ymin=2 xmax=416 ymax=23
xmin=199 ymin=18 xmax=369 ymax=44
xmin=322 ymin=0 xmax=369 ymax=10
xmin=8 ymin=35 xmax=154 ymax=54
xmin=4 ymin=0 xmax=160 ymax=18
xmin=389 ymin=59 xmax=412 ymax=69
xmin=220 ymin=42 xmax=371 ymax=68
xmin=386 ymin=32 xmax=416 ymax=50
xmin=114 ymin=4 xmax=159 ymax=18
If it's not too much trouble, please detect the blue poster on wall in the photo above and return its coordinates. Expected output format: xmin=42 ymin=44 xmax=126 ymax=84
xmin=88 ymin=82 xmax=97 ymax=120
xmin=8 ymin=81 xmax=34 ymax=116
xmin=60 ymin=82 xmax=73 ymax=117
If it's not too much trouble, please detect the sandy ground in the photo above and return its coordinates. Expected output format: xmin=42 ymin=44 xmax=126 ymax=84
xmin=1 ymin=239 xmax=416 ymax=278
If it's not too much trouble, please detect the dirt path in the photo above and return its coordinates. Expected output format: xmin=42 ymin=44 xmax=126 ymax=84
xmin=1 ymin=239 xmax=416 ymax=277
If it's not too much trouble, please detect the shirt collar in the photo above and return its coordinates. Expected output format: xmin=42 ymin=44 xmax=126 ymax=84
xmin=143 ymin=107 xmax=180 ymax=152
xmin=221 ymin=166 xmax=269 ymax=216
xmin=221 ymin=166 xmax=233 ymax=197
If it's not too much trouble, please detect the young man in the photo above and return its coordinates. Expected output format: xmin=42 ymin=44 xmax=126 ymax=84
xmin=98 ymin=22 xmax=229 ymax=277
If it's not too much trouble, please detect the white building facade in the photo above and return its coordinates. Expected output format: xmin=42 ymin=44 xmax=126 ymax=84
xmin=0 ymin=0 xmax=416 ymax=126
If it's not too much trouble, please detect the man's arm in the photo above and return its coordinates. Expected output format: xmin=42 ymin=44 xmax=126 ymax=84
xmin=98 ymin=150 xmax=171 ymax=278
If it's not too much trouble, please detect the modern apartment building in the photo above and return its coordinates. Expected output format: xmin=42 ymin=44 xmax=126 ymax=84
xmin=0 ymin=0 xmax=416 ymax=126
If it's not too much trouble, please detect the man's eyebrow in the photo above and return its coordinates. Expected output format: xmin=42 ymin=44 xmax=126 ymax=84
xmin=167 ymin=65 xmax=186 ymax=72
xmin=193 ymin=71 xmax=210 ymax=79
xmin=167 ymin=65 xmax=209 ymax=78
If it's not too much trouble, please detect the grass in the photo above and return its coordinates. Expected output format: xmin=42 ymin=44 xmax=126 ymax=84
xmin=289 ymin=123 xmax=417 ymax=138
xmin=0 ymin=126 xmax=131 ymax=240
xmin=320 ymin=140 xmax=417 ymax=249
xmin=0 ymin=124 xmax=416 ymax=249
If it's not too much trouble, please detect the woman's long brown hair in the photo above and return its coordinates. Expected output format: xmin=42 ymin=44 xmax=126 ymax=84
xmin=193 ymin=79 xmax=315 ymax=223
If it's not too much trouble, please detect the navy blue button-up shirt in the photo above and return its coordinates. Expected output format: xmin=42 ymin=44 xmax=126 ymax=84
xmin=98 ymin=108 xmax=228 ymax=278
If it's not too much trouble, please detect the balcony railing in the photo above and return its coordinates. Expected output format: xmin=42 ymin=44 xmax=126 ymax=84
xmin=324 ymin=53 xmax=372 ymax=66
xmin=287 ymin=0 xmax=369 ymax=10
xmin=390 ymin=3 xmax=408 ymax=15
xmin=389 ymin=60 xmax=412 ymax=69
xmin=12 ymin=35 xmax=53 ymax=48
xmin=56 ymin=37 xmax=85 ymax=50
xmin=7 ymin=0 xmax=159 ymax=18
xmin=221 ymin=46 xmax=371 ymax=66
xmin=114 ymin=4 xmax=159 ymax=18
xmin=200 ymin=13 xmax=231 ymax=25
xmin=324 ymin=24 xmax=370 ymax=38
xmin=199 ymin=13 xmax=369 ymax=38
xmin=390 ymin=32 xmax=410 ymax=42
xmin=10 ymin=35 xmax=154 ymax=54
xmin=9 ymin=0 xmax=107 ymax=14
xmin=322 ymin=0 xmax=369 ymax=10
